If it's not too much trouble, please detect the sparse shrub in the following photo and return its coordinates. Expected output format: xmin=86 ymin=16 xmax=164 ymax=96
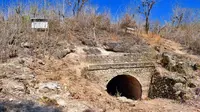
xmin=0 ymin=0 xmax=151 ymax=62
xmin=188 ymin=38 xmax=200 ymax=55
xmin=150 ymin=21 xmax=161 ymax=34
xmin=160 ymin=6 xmax=200 ymax=55
xmin=120 ymin=14 xmax=136 ymax=29
xmin=161 ymin=23 xmax=200 ymax=55
xmin=38 ymin=96 xmax=58 ymax=106
xmin=95 ymin=14 xmax=111 ymax=30
xmin=73 ymin=9 xmax=111 ymax=31
xmin=49 ymin=19 xmax=65 ymax=34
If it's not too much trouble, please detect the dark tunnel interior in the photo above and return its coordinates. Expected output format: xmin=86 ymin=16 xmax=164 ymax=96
xmin=106 ymin=74 xmax=142 ymax=100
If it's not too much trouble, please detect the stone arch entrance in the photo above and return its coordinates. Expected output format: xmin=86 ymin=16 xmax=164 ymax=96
xmin=106 ymin=74 xmax=142 ymax=100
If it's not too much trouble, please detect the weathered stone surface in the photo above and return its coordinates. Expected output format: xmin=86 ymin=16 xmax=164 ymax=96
xmin=85 ymin=53 xmax=156 ymax=64
xmin=54 ymin=48 xmax=74 ymax=59
xmin=0 ymin=59 xmax=35 ymax=80
xmin=87 ymin=62 xmax=155 ymax=71
xmin=38 ymin=82 xmax=61 ymax=93
xmin=103 ymin=42 xmax=151 ymax=53
xmin=66 ymin=103 xmax=91 ymax=112
xmin=56 ymin=99 xmax=67 ymax=107
xmin=148 ymin=68 xmax=200 ymax=102
xmin=21 ymin=42 xmax=33 ymax=48
xmin=83 ymin=47 xmax=101 ymax=55
xmin=83 ymin=49 xmax=156 ymax=99
xmin=148 ymin=71 xmax=177 ymax=100
xmin=160 ymin=52 xmax=194 ymax=74
xmin=0 ymin=101 xmax=62 ymax=112
xmin=117 ymin=97 xmax=135 ymax=103
xmin=161 ymin=52 xmax=176 ymax=70
xmin=1 ymin=79 xmax=26 ymax=96
xmin=79 ymin=37 xmax=97 ymax=46
xmin=83 ymin=67 xmax=154 ymax=99
xmin=0 ymin=58 xmax=37 ymax=97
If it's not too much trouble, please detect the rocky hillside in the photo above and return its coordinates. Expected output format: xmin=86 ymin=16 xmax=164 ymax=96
xmin=0 ymin=11 xmax=199 ymax=112
xmin=1 ymin=0 xmax=200 ymax=111
xmin=0 ymin=26 xmax=200 ymax=112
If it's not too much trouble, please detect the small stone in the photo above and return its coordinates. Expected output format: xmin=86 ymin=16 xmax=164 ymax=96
xmin=38 ymin=82 xmax=61 ymax=93
xmin=18 ymin=59 xmax=25 ymax=64
xmin=117 ymin=96 xmax=134 ymax=103
xmin=39 ymin=82 xmax=60 ymax=89
xmin=56 ymin=99 xmax=67 ymax=107
xmin=188 ymin=82 xmax=196 ymax=88
xmin=174 ymin=83 xmax=184 ymax=91
xmin=21 ymin=42 xmax=33 ymax=48
xmin=38 ymin=60 xmax=45 ymax=65
xmin=9 ymin=98 xmax=13 ymax=101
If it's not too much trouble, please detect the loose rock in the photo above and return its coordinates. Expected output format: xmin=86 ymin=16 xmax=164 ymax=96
xmin=38 ymin=82 xmax=61 ymax=93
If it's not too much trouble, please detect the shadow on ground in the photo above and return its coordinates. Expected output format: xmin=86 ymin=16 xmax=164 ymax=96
xmin=0 ymin=100 xmax=62 ymax=112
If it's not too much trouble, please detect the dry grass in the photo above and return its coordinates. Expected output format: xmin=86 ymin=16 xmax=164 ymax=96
xmin=1 ymin=2 xmax=200 ymax=112
xmin=0 ymin=2 xmax=150 ymax=63
xmin=161 ymin=23 xmax=200 ymax=55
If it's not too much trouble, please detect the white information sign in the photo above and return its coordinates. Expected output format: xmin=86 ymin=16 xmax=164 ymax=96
xmin=31 ymin=21 xmax=48 ymax=29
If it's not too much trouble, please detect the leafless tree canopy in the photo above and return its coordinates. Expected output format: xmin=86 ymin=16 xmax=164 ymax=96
xmin=67 ymin=0 xmax=89 ymax=17
xmin=137 ymin=0 xmax=156 ymax=34
xmin=171 ymin=6 xmax=200 ymax=28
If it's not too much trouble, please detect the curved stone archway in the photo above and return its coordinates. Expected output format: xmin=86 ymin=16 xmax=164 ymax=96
xmin=106 ymin=74 xmax=142 ymax=100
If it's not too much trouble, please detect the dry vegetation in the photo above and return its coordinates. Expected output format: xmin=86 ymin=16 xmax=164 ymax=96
xmin=0 ymin=1 xmax=199 ymax=60
xmin=0 ymin=0 xmax=147 ymax=63
xmin=1 ymin=0 xmax=200 ymax=112
xmin=159 ymin=6 xmax=200 ymax=55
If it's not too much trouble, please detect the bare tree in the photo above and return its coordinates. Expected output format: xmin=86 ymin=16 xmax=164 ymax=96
xmin=58 ymin=0 xmax=67 ymax=20
xmin=30 ymin=5 xmax=38 ymax=18
xmin=15 ymin=4 xmax=22 ymax=15
xmin=137 ymin=0 xmax=156 ymax=34
xmin=171 ymin=5 xmax=185 ymax=28
xmin=171 ymin=6 xmax=200 ymax=28
xmin=68 ymin=0 xmax=89 ymax=17
xmin=62 ymin=0 xmax=65 ymax=19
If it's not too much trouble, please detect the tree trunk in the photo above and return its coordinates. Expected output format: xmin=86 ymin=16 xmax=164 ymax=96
xmin=73 ymin=3 xmax=77 ymax=16
xmin=145 ymin=17 xmax=149 ymax=34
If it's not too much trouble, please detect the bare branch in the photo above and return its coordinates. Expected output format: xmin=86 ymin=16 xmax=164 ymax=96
xmin=71 ymin=0 xmax=89 ymax=17
xmin=137 ymin=0 xmax=156 ymax=34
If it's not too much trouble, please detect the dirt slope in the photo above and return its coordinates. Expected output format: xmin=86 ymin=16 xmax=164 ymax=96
xmin=0 ymin=32 xmax=200 ymax=112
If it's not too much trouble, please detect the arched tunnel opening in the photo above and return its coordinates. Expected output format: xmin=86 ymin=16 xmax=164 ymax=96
xmin=106 ymin=75 xmax=142 ymax=100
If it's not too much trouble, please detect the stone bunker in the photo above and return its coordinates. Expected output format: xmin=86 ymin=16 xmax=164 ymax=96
xmin=82 ymin=48 xmax=200 ymax=102
xmin=83 ymin=51 xmax=157 ymax=100
xmin=107 ymin=75 xmax=142 ymax=100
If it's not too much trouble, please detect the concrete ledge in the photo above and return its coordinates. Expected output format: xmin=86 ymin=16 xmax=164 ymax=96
xmin=87 ymin=62 xmax=155 ymax=71
xmin=85 ymin=53 xmax=156 ymax=64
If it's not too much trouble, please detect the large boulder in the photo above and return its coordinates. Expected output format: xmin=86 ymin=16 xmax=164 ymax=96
xmin=148 ymin=67 xmax=200 ymax=102
xmin=103 ymin=42 xmax=151 ymax=53
xmin=160 ymin=52 xmax=194 ymax=74
xmin=1 ymin=79 xmax=26 ymax=96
